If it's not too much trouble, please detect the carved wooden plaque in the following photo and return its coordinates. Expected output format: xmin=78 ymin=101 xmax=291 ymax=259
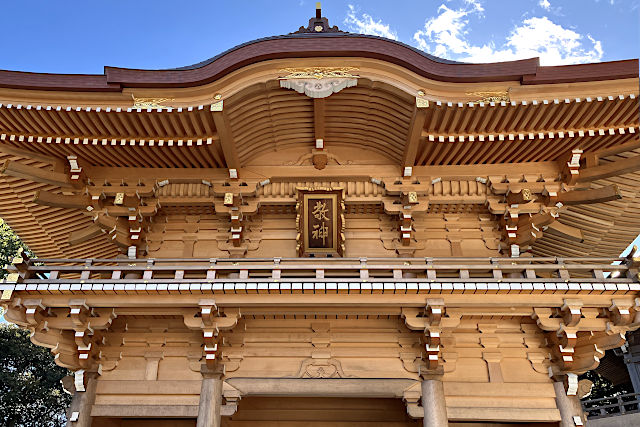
xmin=297 ymin=189 xmax=344 ymax=257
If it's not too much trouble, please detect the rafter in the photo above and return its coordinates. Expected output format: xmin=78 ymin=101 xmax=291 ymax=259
xmin=545 ymin=221 xmax=584 ymax=243
xmin=577 ymin=155 xmax=640 ymax=182
xmin=314 ymin=98 xmax=325 ymax=144
xmin=0 ymin=145 xmax=66 ymax=171
xmin=555 ymin=184 xmax=622 ymax=205
xmin=68 ymin=225 xmax=104 ymax=246
xmin=33 ymin=190 xmax=91 ymax=210
xmin=211 ymin=101 xmax=240 ymax=172
xmin=0 ymin=160 xmax=77 ymax=188
xmin=401 ymin=98 xmax=428 ymax=171
xmin=589 ymin=138 xmax=640 ymax=161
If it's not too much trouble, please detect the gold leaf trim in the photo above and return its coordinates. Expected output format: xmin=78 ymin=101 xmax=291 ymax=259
xmin=279 ymin=67 xmax=359 ymax=80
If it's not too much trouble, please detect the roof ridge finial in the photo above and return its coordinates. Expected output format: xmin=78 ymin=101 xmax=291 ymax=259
xmin=291 ymin=2 xmax=344 ymax=34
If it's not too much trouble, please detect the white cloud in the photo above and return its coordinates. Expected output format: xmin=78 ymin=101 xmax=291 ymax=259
xmin=344 ymin=5 xmax=398 ymax=40
xmin=413 ymin=1 xmax=604 ymax=65
xmin=539 ymin=0 xmax=551 ymax=10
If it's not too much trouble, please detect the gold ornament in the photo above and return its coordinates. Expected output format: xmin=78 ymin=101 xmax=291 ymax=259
xmin=132 ymin=97 xmax=174 ymax=110
xmin=466 ymin=91 xmax=510 ymax=103
xmin=279 ymin=67 xmax=359 ymax=80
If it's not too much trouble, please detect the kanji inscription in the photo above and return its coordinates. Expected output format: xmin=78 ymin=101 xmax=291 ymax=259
xmin=308 ymin=198 xmax=333 ymax=249
xmin=297 ymin=189 xmax=345 ymax=257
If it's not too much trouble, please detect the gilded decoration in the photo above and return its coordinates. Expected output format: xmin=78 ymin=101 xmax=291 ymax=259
xmin=279 ymin=67 xmax=359 ymax=98
xmin=279 ymin=67 xmax=359 ymax=80
xmin=131 ymin=97 xmax=174 ymax=110
xmin=466 ymin=91 xmax=510 ymax=103
xmin=296 ymin=187 xmax=345 ymax=257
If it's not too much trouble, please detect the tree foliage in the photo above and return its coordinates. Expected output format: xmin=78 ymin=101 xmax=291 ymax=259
xmin=580 ymin=369 xmax=631 ymax=400
xmin=1 ymin=218 xmax=71 ymax=426
xmin=0 ymin=218 xmax=28 ymax=279
xmin=0 ymin=325 xmax=72 ymax=427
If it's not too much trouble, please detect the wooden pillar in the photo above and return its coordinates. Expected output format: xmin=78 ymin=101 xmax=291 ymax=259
xmin=421 ymin=378 xmax=448 ymax=427
xmin=197 ymin=364 xmax=224 ymax=427
xmin=65 ymin=372 xmax=98 ymax=427
xmin=554 ymin=381 xmax=587 ymax=427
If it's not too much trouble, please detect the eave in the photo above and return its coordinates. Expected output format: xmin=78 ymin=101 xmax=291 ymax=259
xmin=0 ymin=34 xmax=637 ymax=92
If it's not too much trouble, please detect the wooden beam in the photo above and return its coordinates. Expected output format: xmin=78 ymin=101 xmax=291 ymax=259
xmin=33 ymin=190 xmax=91 ymax=209
xmin=583 ymin=138 xmax=640 ymax=168
xmin=557 ymin=184 xmax=622 ymax=205
xmin=545 ymin=221 xmax=584 ymax=243
xmin=211 ymin=106 xmax=240 ymax=171
xmin=68 ymin=225 xmax=104 ymax=246
xmin=314 ymin=98 xmax=325 ymax=143
xmin=0 ymin=160 xmax=76 ymax=188
xmin=0 ymin=145 xmax=66 ymax=171
xmin=158 ymin=196 xmax=213 ymax=207
xmin=93 ymin=215 xmax=131 ymax=249
xmin=402 ymin=99 xmax=428 ymax=169
xmin=83 ymin=161 xmax=561 ymax=182
xmin=105 ymin=203 xmax=158 ymax=217
xmin=577 ymin=156 xmax=640 ymax=182
xmin=593 ymin=138 xmax=640 ymax=158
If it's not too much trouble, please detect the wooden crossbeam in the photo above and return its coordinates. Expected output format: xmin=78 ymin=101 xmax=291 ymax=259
xmin=0 ymin=145 xmax=66 ymax=171
xmin=68 ymin=225 xmax=104 ymax=246
xmin=0 ymin=160 xmax=76 ymax=188
xmin=545 ymin=221 xmax=584 ymax=243
xmin=105 ymin=203 xmax=158 ymax=217
xmin=211 ymin=106 xmax=240 ymax=171
xmin=584 ymin=138 xmax=640 ymax=168
xmin=402 ymin=99 xmax=429 ymax=170
xmin=33 ymin=190 xmax=91 ymax=209
xmin=577 ymin=156 xmax=640 ymax=182
xmin=88 ymin=183 xmax=156 ymax=198
xmin=93 ymin=215 xmax=121 ymax=232
xmin=557 ymin=184 xmax=622 ymax=205
xmin=590 ymin=139 xmax=640 ymax=160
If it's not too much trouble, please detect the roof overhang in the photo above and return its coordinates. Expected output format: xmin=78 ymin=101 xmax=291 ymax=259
xmin=0 ymin=34 xmax=637 ymax=92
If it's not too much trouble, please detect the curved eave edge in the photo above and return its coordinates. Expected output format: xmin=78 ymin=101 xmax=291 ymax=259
xmin=0 ymin=35 xmax=637 ymax=92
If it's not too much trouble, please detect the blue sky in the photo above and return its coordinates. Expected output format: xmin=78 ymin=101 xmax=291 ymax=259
xmin=0 ymin=0 xmax=638 ymax=73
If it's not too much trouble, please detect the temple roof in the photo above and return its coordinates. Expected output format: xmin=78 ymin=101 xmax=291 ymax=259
xmin=0 ymin=8 xmax=636 ymax=92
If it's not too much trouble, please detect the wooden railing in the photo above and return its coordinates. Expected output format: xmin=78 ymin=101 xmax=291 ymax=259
xmin=4 ymin=256 xmax=638 ymax=284
xmin=582 ymin=392 xmax=640 ymax=419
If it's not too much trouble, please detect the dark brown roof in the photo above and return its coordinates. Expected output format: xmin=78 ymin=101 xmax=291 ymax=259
xmin=0 ymin=33 xmax=637 ymax=92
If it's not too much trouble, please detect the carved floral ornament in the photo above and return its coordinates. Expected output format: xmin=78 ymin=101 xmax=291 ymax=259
xmin=279 ymin=67 xmax=359 ymax=98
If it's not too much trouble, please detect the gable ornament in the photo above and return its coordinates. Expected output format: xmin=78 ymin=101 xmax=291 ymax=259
xmin=279 ymin=67 xmax=359 ymax=98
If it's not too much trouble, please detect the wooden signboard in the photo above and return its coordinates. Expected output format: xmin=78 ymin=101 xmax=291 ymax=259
xmin=297 ymin=189 xmax=345 ymax=257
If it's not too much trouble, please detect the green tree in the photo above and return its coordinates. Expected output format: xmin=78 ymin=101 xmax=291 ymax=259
xmin=0 ymin=218 xmax=28 ymax=279
xmin=1 ymin=218 xmax=71 ymax=426
xmin=0 ymin=325 xmax=72 ymax=427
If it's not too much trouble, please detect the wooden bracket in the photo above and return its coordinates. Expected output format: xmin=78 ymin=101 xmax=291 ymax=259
xmin=609 ymin=299 xmax=634 ymax=326
xmin=561 ymin=299 xmax=583 ymax=327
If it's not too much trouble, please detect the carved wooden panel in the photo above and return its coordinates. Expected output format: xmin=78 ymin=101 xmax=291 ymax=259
xmin=296 ymin=188 xmax=345 ymax=257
